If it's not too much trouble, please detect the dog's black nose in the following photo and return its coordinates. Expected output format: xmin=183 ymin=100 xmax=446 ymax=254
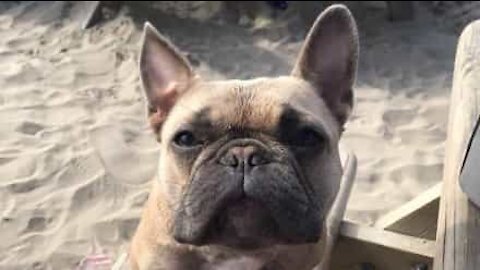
xmin=219 ymin=146 xmax=270 ymax=169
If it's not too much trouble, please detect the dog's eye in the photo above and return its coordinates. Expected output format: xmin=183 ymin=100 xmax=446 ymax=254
xmin=173 ymin=131 xmax=200 ymax=148
xmin=293 ymin=128 xmax=323 ymax=147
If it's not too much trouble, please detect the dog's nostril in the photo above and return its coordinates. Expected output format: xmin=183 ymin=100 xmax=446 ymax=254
xmin=220 ymin=146 xmax=270 ymax=168
xmin=220 ymin=153 xmax=239 ymax=168
xmin=248 ymin=153 xmax=269 ymax=167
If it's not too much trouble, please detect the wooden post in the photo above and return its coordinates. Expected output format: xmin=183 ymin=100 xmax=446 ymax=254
xmin=434 ymin=20 xmax=480 ymax=270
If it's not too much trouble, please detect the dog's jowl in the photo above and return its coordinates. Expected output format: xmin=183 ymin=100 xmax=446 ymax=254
xmin=130 ymin=4 xmax=359 ymax=270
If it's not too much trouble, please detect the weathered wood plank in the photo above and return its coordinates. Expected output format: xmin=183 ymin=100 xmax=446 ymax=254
xmin=341 ymin=221 xmax=435 ymax=258
xmin=460 ymin=116 xmax=480 ymax=206
xmin=376 ymin=183 xmax=441 ymax=240
xmin=434 ymin=20 xmax=480 ymax=270
xmin=331 ymin=221 xmax=434 ymax=270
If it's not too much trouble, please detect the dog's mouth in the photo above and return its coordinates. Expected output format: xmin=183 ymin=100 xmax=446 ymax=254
xmin=173 ymin=189 xmax=278 ymax=249
xmin=174 ymin=194 xmax=322 ymax=249
xmin=172 ymin=170 xmax=323 ymax=249
xmin=204 ymin=197 xmax=280 ymax=250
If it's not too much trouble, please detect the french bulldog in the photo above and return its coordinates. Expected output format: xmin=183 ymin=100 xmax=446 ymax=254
xmin=129 ymin=4 xmax=359 ymax=270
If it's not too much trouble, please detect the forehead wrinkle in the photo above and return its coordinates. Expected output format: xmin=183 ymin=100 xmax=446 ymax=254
xmin=199 ymin=85 xmax=282 ymax=133
xmin=230 ymin=86 xmax=280 ymax=131
xmin=162 ymin=77 xmax=339 ymax=140
xmin=233 ymin=85 xmax=252 ymax=128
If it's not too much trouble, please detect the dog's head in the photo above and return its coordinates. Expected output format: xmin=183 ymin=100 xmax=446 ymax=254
xmin=139 ymin=5 xmax=358 ymax=250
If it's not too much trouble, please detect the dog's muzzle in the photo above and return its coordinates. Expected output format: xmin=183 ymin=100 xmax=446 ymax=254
xmin=172 ymin=139 xmax=323 ymax=248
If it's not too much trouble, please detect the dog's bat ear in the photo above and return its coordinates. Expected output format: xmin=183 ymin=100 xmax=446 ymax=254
xmin=139 ymin=22 xmax=196 ymax=136
xmin=291 ymin=5 xmax=359 ymax=126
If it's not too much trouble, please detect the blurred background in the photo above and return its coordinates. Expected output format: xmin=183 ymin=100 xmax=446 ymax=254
xmin=0 ymin=1 xmax=477 ymax=269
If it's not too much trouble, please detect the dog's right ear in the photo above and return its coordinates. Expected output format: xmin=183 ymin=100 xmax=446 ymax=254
xmin=140 ymin=22 xmax=195 ymax=136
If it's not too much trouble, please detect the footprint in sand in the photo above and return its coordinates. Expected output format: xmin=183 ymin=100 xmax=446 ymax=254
xmin=15 ymin=121 xmax=45 ymax=136
xmin=382 ymin=108 xmax=417 ymax=129
xmin=24 ymin=216 xmax=48 ymax=233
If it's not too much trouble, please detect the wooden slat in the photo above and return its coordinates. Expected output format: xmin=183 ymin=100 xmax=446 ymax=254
xmin=376 ymin=183 xmax=441 ymax=240
xmin=434 ymin=20 xmax=480 ymax=270
xmin=341 ymin=221 xmax=435 ymax=258
xmin=331 ymin=221 xmax=434 ymax=270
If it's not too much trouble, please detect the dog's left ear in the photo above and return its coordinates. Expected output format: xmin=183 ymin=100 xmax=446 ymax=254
xmin=139 ymin=22 xmax=196 ymax=136
xmin=291 ymin=5 xmax=359 ymax=126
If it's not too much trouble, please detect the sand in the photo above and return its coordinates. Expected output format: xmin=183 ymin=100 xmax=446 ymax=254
xmin=0 ymin=2 xmax=460 ymax=269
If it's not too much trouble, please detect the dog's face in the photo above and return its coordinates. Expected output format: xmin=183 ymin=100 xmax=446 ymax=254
xmin=139 ymin=6 xmax=358 ymax=250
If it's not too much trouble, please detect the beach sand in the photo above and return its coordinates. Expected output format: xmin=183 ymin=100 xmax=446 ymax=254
xmin=0 ymin=2 xmax=460 ymax=269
